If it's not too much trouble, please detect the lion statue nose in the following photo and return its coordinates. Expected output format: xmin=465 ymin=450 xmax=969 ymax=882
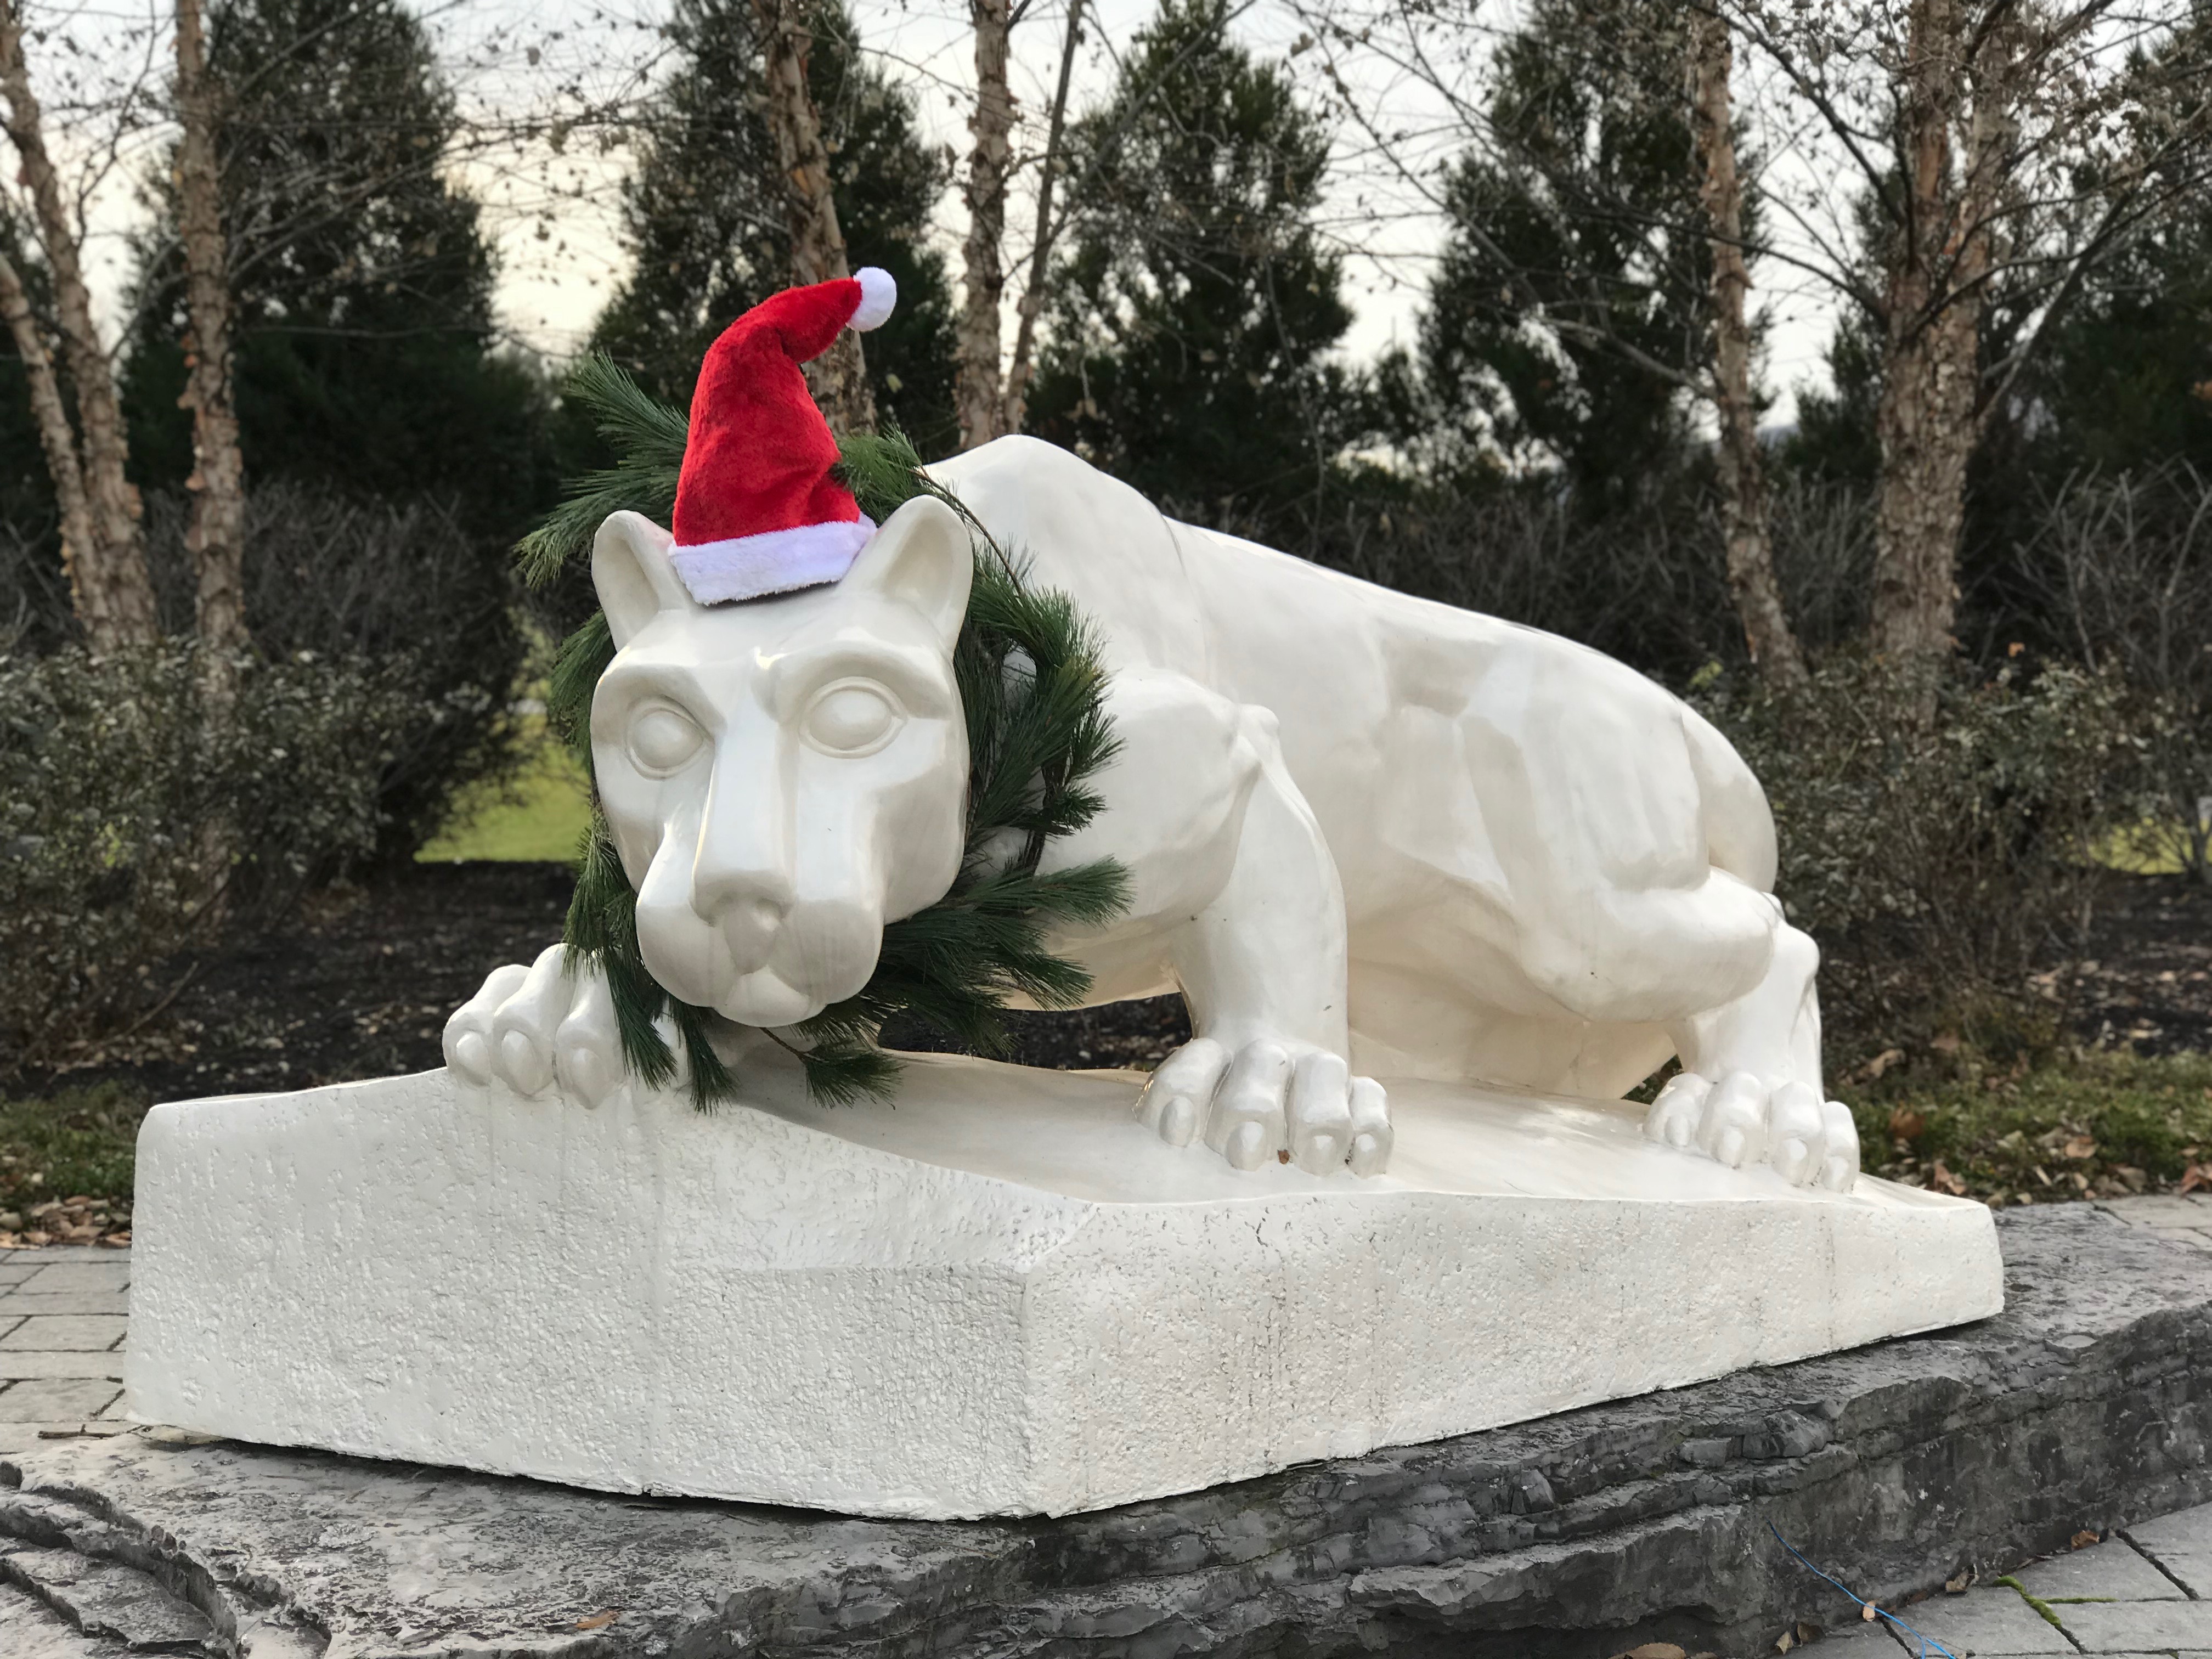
xmin=709 ymin=888 xmax=789 ymax=975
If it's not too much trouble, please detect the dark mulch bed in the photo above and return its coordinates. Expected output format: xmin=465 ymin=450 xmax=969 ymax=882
xmin=2067 ymin=873 xmax=2212 ymax=1056
xmin=20 ymin=861 xmax=1192 ymax=1107
xmin=19 ymin=862 xmax=2209 ymax=1108
xmin=20 ymin=864 xmax=579 ymax=1105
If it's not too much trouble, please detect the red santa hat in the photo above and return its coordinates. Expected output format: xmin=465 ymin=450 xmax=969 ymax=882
xmin=668 ymin=267 xmax=898 ymax=605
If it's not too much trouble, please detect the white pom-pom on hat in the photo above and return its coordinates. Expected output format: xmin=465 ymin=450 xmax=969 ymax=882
xmin=851 ymin=266 xmax=898 ymax=332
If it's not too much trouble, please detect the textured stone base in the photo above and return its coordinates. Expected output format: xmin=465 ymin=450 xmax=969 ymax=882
xmin=5 ymin=1209 xmax=2207 ymax=1658
xmin=122 ymin=1058 xmax=1997 ymax=1518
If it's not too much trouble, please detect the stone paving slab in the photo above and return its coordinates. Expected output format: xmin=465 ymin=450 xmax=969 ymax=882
xmin=2060 ymin=1599 xmax=2212 ymax=1651
xmin=0 ymin=1351 xmax=127 ymax=1381
xmin=0 ymin=1251 xmax=146 ymax=1459
xmin=2129 ymin=1508 xmax=2212 ymax=1600
xmin=2014 ymin=1538 xmax=2188 ymax=1600
xmin=15 ymin=1262 xmax=129 ymax=1295
xmin=1812 ymin=1624 xmax=1910 ymax=1652
xmin=0 ymin=1315 xmax=126 ymax=1352
xmin=0 ymin=1378 xmax=123 ymax=1422
xmin=2096 ymin=1194 xmax=2212 ymax=1229
xmin=1888 ymin=1588 xmax=2075 ymax=1654
xmin=0 ymin=1290 xmax=133 ymax=1317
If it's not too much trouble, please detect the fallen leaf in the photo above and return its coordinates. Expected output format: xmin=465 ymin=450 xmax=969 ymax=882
xmin=1888 ymin=1107 xmax=1927 ymax=1142
xmin=1931 ymin=1160 xmax=1969 ymax=1197
xmin=1615 ymin=1646 xmax=1684 ymax=1659
xmin=575 ymin=1610 xmax=619 ymax=1630
xmin=1775 ymin=1634 xmax=1793 ymax=1654
xmin=2063 ymin=1136 xmax=2098 ymax=1161
xmin=1945 ymin=1570 xmax=1973 ymax=1593
xmin=1276 ymin=1149 xmax=1290 ymax=1165
xmin=1860 ymin=1047 xmax=1906 ymax=1081
xmin=1861 ymin=1603 xmax=1879 ymax=1622
xmin=1931 ymin=1032 xmax=1962 ymax=1054
xmin=2072 ymin=1530 xmax=2100 ymax=1549
xmin=2181 ymin=1164 xmax=2212 ymax=1195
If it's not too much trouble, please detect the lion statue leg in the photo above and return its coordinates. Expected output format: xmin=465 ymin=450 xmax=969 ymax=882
xmin=1644 ymin=916 xmax=1861 ymax=1192
xmin=1046 ymin=669 xmax=1392 ymax=1177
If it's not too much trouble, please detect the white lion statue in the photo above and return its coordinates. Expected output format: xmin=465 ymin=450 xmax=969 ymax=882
xmin=445 ymin=431 xmax=1857 ymax=1192
xmin=444 ymin=270 xmax=1856 ymax=1193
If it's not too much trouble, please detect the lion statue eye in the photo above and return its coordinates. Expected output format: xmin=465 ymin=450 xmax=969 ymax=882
xmin=802 ymin=680 xmax=903 ymax=757
xmin=627 ymin=705 xmax=706 ymax=776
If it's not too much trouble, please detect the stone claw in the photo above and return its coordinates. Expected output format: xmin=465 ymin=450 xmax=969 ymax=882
xmin=444 ymin=947 xmax=631 ymax=1108
xmin=1136 ymin=1034 xmax=1391 ymax=1177
xmin=1643 ymin=1066 xmax=1860 ymax=1192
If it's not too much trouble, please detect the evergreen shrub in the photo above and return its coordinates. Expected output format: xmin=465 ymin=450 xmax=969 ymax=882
xmin=0 ymin=642 xmax=427 ymax=1065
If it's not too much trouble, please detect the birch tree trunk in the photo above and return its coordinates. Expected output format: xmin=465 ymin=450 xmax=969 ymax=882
xmin=0 ymin=242 xmax=103 ymax=631
xmin=1002 ymin=0 xmax=1084 ymax=437
xmin=955 ymin=0 xmax=1013 ymax=448
xmin=174 ymin=0 xmax=250 ymax=666
xmin=1868 ymin=0 xmax=1996 ymax=664
xmin=1689 ymin=7 xmax=1803 ymax=687
xmin=753 ymin=0 xmax=875 ymax=436
xmin=0 ymin=0 xmax=157 ymax=650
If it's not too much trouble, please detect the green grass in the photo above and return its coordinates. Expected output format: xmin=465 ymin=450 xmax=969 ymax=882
xmin=2094 ymin=821 xmax=2198 ymax=876
xmin=417 ymin=717 xmax=592 ymax=864
xmin=1842 ymin=1046 xmax=2212 ymax=1205
xmin=0 ymin=1081 xmax=149 ymax=1223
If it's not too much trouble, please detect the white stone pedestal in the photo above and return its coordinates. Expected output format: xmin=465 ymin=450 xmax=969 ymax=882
xmin=124 ymin=1054 xmax=2002 ymax=1520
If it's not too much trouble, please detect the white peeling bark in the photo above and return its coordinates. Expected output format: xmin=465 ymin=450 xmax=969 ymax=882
xmin=1689 ymin=8 xmax=1803 ymax=686
xmin=752 ymin=0 xmax=876 ymax=436
xmin=0 ymin=0 xmax=158 ymax=649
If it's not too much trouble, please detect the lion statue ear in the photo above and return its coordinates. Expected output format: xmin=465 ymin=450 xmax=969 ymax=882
xmin=593 ymin=511 xmax=695 ymax=648
xmin=843 ymin=496 xmax=973 ymax=641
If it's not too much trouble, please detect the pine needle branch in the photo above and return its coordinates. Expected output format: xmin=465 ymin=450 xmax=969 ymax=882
xmin=515 ymin=356 xmax=688 ymax=589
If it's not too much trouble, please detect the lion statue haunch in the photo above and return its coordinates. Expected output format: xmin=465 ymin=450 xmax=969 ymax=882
xmin=445 ymin=435 xmax=1860 ymax=1190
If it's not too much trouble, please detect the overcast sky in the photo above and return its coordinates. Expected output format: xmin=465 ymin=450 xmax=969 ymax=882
xmin=27 ymin=0 xmax=1842 ymax=422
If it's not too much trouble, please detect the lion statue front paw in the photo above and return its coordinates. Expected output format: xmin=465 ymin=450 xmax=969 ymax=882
xmin=1136 ymin=1036 xmax=1392 ymax=1176
xmin=443 ymin=946 xmax=639 ymax=1109
xmin=1643 ymin=1069 xmax=1860 ymax=1192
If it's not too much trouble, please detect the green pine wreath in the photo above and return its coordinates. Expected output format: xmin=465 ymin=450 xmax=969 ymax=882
xmin=517 ymin=358 xmax=1131 ymax=1107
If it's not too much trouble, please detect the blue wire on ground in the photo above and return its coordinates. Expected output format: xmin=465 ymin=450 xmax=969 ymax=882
xmin=1767 ymin=1522 xmax=1961 ymax=1658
